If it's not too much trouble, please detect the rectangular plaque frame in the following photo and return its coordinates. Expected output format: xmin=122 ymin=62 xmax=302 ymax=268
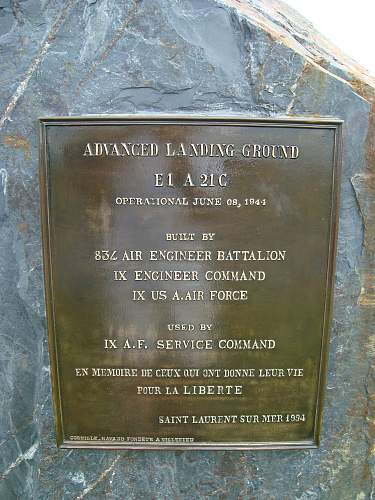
xmin=39 ymin=115 xmax=342 ymax=450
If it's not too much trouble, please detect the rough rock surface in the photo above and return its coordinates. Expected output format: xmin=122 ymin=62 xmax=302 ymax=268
xmin=0 ymin=0 xmax=374 ymax=498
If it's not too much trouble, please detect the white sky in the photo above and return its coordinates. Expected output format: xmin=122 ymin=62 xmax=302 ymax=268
xmin=284 ymin=0 xmax=375 ymax=76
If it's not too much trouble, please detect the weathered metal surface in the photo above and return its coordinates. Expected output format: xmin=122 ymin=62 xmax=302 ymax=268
xmin=40 ymin=116 xmax=341 ymax=450
xmin=0 ymin=0 xmax=374 ymax=497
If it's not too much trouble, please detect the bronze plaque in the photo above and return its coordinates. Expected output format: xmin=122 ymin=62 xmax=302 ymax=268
xmin=39 ymin=116 xmax=341 ymax=450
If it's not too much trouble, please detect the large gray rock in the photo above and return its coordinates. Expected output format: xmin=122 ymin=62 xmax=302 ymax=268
xmin=0 ymin=0 xmax=374 ymax=498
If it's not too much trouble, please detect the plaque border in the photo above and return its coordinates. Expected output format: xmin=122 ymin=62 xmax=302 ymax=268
xmin=39 ymin=115 xmax=342 ymax=450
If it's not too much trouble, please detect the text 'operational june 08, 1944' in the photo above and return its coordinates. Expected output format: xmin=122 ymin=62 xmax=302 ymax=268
xmin=39 ymin=117 xmax=341 ymax=450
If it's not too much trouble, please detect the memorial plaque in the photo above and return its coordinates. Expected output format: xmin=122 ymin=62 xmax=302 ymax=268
xmin=39 ymin=116 xmax=341 ymax=450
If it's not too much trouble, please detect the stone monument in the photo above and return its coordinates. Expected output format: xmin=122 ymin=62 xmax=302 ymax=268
xmin=0 ymin=0 xmax=374 ymax=498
